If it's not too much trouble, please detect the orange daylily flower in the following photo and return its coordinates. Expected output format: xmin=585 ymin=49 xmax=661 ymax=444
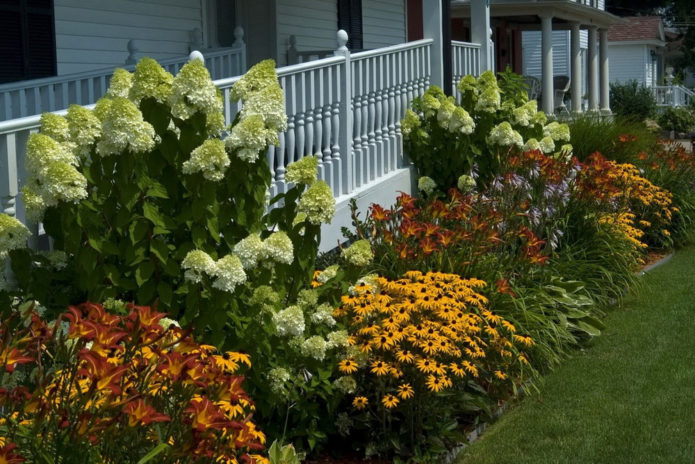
xmin=123 ymin=399 xmax=170 ymax=427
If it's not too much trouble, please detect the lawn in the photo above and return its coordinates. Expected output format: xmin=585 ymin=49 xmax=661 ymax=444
xmin=456 ymin=247 xmax=695 ymax=464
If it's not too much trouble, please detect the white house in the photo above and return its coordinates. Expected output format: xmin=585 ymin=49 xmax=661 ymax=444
xmin=607 ymin=16 xmax=666 ymax=87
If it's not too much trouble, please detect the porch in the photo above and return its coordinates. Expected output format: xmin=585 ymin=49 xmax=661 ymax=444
xmin=0 ymin=29 xmax=481 ymax=253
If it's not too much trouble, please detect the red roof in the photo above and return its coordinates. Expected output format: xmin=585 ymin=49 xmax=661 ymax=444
xmin=608 ymin=16 xmax=664 ymax=42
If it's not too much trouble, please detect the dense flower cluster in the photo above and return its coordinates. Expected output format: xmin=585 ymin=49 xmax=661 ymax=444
xmin=285 ymin=156 xmax=319 ymax=185
xmin=334 ymin=272 xmax=532 ymax=409
xmin=489 ymin=122 xmax=523 ymax=148
xmin=182 ymin=138 xmax=230 ymax=181
xmin=128 ymin=57 xmax=174 ymax=104
xmin=297 ymin=181 xmax=336 ymax=225
xmin=417 ymin=176 xmax=437 ymax=195
xmin=341 ymin=239 xmax=374 ymax=267
xmin=169 ymin=60 xmax=224 ymax=123
xmin=105 ymin=68 xmax=133 ymax=98
xmin=182 ymin=250 xmax=247 ymax=293
xmin=0 ymin=214 xmax=30 ymax=258
xmin=96 ymin=97 xmax=156 ymax=156
xmin=0 ymin=303 xmax=268 ymax=463
xmin=66 ymin=104 xmax=102 ymax=156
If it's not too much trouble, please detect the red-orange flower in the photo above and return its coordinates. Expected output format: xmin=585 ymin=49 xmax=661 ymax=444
xmin=123 ymin=399 xmax=170 ymax=427
xmin=186 ymin=397 xmax=230 ymax=431
xmin=1 ymin=347 xmax=34 ymax=373
xmin=0 ymin=443 xmax=24 ymax=463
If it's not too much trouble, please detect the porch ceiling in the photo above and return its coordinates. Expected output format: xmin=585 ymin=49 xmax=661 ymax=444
xmin=451 ymin=0 xmax=625 ymax=29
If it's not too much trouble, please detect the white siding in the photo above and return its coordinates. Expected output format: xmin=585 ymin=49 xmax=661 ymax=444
xmin=54 ymin=0 xmax=202 ymax=75
xmin=362 ymin=0 xmax=406 ymax=49
xmin=521 ymin=30 xmax=572 ymax=77
xmin=608 ymin=44 xmax=647 ymax=86
xmin=275 ymin=0 xmax=337 ymax=67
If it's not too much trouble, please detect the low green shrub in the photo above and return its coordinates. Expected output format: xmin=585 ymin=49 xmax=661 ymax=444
xmin=568 ymin=116 xmax=658 ymax=163
xmin=610 ymin=80 xmax=656 ymax=120
xmin=657 ymin=106 xmax=695 ymax=133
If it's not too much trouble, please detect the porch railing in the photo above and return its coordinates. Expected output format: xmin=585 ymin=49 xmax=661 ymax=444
xmin=653 ymin=85 xmax=695 ymax=107
xmin=0 ymin=46 xmax=246 ymax=122
xmin=451 ymin=40 xmax=482 ymax=98
xmin=1 ymin=32 xmax=485 ymax=247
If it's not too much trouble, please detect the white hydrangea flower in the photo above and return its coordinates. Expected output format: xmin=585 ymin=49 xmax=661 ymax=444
xmin=512 ymin=100 xmax=538 ymax=127
xmin=105 ymin=68 xmax=133 ymax=99
xmin=297 ymin=288 xmax=318 ymax=308
xmin=531 ymin=110 xmax=548 ymax=126
xmin=96 ymin=98 xmax=156 ymax=157
xmin=128 ymin=57 xmax=174 ymax=104
xmin=169 ymin=60 xmax=224 ymax=120
xmin=401 ymin=109 xmax=421 ymax=137
xmin=268 ymin=367 xmax=291 ymax=395
xmin=212 ymin=253 xmax=247 ymax=293
xmin=489 ymin=122 xmax=523 ymax=148
xmin=436 ymin=98 xmax=456 ymax=130
xmin=22 ymin=186 xmax=47 ymax=223
xmin=449 ymin=107 xmax=475 ymax=134
xmin=539 ymin=136 xmax=556 ymax=154
xmin=311 ymin=303 xmax=337 ymax=327
xmin=326 ymin=329 xmax=349 ymax=349
xmin=233 ymin=234 xmax=264 ymax=270
xmin=273 ymin=305 xmax=305 ymax=337
xmin=457 ymin=174 xmax=476 ymax=193
xmin=40 ymin=113 xmax=70 ymax=142
xmin=523 ymin=138 xmax=541 ymax=152
xmin=285 ymin=156 xmax=319 ymax=185
xmin=93 ymin=98 xmax=113 ymax=122
xmin=333 ymin=376 xmax=357 ymax=394
xmin=316 ymin=264 xmax=339 ymax=284
xmin=543 ymin=121 xmax=571 ymax=142
xmin=25 ymin=157 xmax=87 ymax=208
xmin=475 ymin=86 xmax=501 ymax=113
xmin=241 ymin=84 xmax=287 ymax=133
xmin=0 ymin=214 xmax=31 ymax=256
xmin=225 ymin=114 xmax=277 ymax=163
xmin=181 ymin=249 xmax=216 ymax=283
xmin=297 ymin=180 xmax=335 ymax=225
xmin=229 ymin=59 xmax=278 ymax=102
xmin=301 ymin=335 xmax=328 ymax=361
xmin=158 ymin=317 xmax=181 ymax=330
xmin=182 ymin=139 xmax=230 ymax=181
xmin=417 ymin=176 xmax=437 ymax=195
xmin=262 ymin=231 xmax=294 ymax=264
xmin=341 ymin=239 xmax=373 ymax=267
xmin=66 ymin=105 xmax=102 ymax=157
xmin=421 ymin=93 xmax=441 ymax=118
xmin=559 ymin=143 xmax=573 ymax=160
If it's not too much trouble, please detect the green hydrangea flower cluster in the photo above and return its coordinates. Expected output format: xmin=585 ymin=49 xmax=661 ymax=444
xmin=417 ymin=176 xmax=437 ymax=195
xmin=181 ymin=249 xmax=247 ymax=294
xmin=489 ymin=121 xmax=524 ymax=148
xmin=0 ymin=213 xmax=31 ymax=258
xmin=341 ymin=239 xmax=373 ymax=267
xmin=128 ymin=57 xmax=174 ymax=104
xmin=182 ymin=139 xmax=230 ymax=181
xmin=285 ymin=155 xmax=319 ymax=185
xmin=297 ymin=181 xmax=335 ymax=225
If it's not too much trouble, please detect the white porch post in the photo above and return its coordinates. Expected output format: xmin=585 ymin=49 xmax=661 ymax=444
xmin=599 ymin=28 xmax=611 ymax=115
xmin=588 ymin=26 xmax=599 ymax=113
xmin=571 ymin=22 xmax=582 ymax=114
xmin=541 ymin=14 xmax=554 ymax=115
xmin=423 ymin=0 xmax=444 ymax=88
xmin=471 ymin=0 xmax=493 ymax=72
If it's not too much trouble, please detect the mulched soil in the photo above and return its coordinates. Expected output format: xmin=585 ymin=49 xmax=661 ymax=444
xmin=641 ymin=249 xmax=672 ymax=270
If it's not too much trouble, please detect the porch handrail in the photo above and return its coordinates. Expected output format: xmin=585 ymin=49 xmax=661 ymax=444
xmin=653 ymin=85 xmax=695 ymax=107
xmin=0 ymin=46 xmax=246 ymax=122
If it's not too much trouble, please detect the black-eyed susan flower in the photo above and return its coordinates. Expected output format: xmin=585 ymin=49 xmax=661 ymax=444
xmin=338 ymin=359 xmax=358 ymax=374
xmin=415 ymin=358 xmax=436 ymax=374
xmin=426 ymin=375 xmax=445 ymax=392
xmin=352 ymin=396 xmax=368 ymax=410
xmin=370 ymin=360 xmax=390 ymax=376
xmin=381 ymin=394 xmax=399 ymax=408
xmin=397 ymin=383 xmax=414 ymax=399
xmin=494 ymin=370 xmax=508 ymax=380
xmin=449 ymin=362 xmax=466 ymax=377
xmin=395 ymin=350 xmax=415 ymax=363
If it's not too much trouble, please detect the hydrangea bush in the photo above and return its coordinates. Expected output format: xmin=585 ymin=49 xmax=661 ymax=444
xmin=402 ymin=69 xmax=571 ymax=190
xmin=5 ymin=58 xmax=340 ymax=450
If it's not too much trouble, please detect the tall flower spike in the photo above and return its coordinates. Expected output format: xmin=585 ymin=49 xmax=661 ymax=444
xmin=105 ymin=68 xmax=133 ymax=99
xmin=229 ymin=59 xmax=278 ymax=102
xmin=66 ymin=105 xmax=102 ymax=156
xmin=40 ymin=113 xmax=69 ymax=142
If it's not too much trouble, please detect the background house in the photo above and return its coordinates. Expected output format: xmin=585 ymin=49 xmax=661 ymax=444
xmin=607 ymin=16 xmax=666 ymax=87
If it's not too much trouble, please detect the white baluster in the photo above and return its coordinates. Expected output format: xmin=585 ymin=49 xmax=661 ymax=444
xmin=388 ymin=54 xmax=397 ymax=173
xmin=331 ymin=99 xmax=342 ymax=194
xmin=322 ymin=103 xmax=332 ymax=182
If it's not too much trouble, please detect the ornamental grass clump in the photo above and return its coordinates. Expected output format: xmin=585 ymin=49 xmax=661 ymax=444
xmin=331 ymin=271 xmax=533 ymax=457
xmin=0 ymin=301 xmax=267 ymax=463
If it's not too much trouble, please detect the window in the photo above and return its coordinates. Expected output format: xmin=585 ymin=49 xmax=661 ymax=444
xmin=0 ymin=0 xmax=56 ymax=84
xmin=338 ymin=0 xmax=363 ymax=50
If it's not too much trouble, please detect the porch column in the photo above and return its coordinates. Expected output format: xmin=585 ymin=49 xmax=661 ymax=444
xmin=540 ymin=14 xmax=554 ymax=115
xmin=471 ymin=0 xmax=493 ymax=72
xmin=599 ymin=28 xmax=611 ymax=115
xmin=571 ymin=22 xmax=582 ymax=114
xmin=588 ymin=26 xmax=599 ymax=113
xmin=423 ymin=0 xmax=444 ymax=88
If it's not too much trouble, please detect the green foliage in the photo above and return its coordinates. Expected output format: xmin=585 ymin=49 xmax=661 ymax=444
xmin=609 ymin=80 xmax=656 ymax=120
xmin=268 ymin=441 xmax=302 ymax=464
xmin=657 ymin=106 xmax=695 ymax=133
xmin=568 ymin=116 xmax=658 ymax=163
xmin=402 ymin=70 xmax=571 ymax=190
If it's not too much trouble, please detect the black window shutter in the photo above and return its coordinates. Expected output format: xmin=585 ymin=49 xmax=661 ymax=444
xmin=0 ymin=0 xmax=56 ymax=84
xmin=338 ymin=0 xmax=363 ymax=50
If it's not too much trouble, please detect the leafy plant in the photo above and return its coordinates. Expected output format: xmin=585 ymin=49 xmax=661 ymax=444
xmin=657 ymin=106 xmax=695 ymax=133
xmin=610 ymin=80 xmax=656 ymax=120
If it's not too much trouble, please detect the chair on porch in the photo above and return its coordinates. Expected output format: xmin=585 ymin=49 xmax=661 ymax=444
xmin=522 ymin=75 xmax=541 ymax=101
xmin=553 ymin=75 xmax=571 ymax=115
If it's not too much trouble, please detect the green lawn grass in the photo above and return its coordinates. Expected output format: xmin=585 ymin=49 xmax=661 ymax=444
xmin=456 ymin=247 xmax=695 ymax=464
